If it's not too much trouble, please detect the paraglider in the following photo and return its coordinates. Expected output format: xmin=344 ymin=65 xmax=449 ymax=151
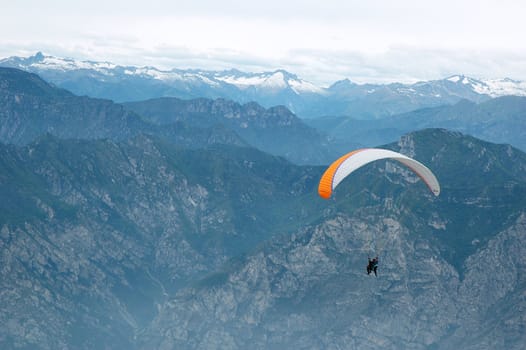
xmin=367 ymin=256 xmax=379 ymax=277
xmin=318 ymin=148 xmax=440 ymax=277
xmin=318 ymin=148 xmax=440 ymax=199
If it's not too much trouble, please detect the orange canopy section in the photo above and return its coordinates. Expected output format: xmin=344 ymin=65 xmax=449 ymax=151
xmin=318 ymin=149 xmax=365 ymax=199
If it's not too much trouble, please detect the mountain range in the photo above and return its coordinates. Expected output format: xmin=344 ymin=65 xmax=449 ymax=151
xmin=1 ymin=54 xmax=526 ymax=350
xmin=1 ymin=128 xmax=525 ymax=349
xmin=0 ymin=67 xmax=342 ymax=165
xmin=306 ymin=95 xmax=526 ymax=152
xmin=123 ymin=97 xmax=344 ymax=165
xmin=2 ymin=52 xmax=526 ymax=118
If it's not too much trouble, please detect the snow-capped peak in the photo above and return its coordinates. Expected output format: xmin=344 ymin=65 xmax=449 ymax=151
xmin=12 ymin=52 xmax=117 ymax=72
xmin=2 ymin=53 xmax=526 ymax=98
xmin=445 ymin=74 xmax=484 ymax=86
xmin=447 ymin=75 xmax=463 ymax=83
xmin=474 ymin=78 xmax=526 ymax=97
xmin=215 ymin=70 xmax=285 ymax=89
xmin=0 ymin=52 xmax=219 ymax=84
xmin=214 ymin=69 xmax=323 ymax=94
xmin=443 ymin=74 xmax=526 ymax=97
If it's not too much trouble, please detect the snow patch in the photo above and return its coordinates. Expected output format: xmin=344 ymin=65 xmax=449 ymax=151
xmin=289 ymin=78 xmax=324 ymax=94
xmin=218 ymin=74 xmax=269 ymax=88
xmin=215 ymin=71 xmax=323 ymax=94
xmin=477 ymin=78 xmax=526 ymax=97
xmin=32 ymin=56 xmax=117 ymax=73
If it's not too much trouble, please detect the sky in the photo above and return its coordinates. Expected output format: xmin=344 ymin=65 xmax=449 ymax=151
xmin=2 ymin=0 xmax=526 ymax=85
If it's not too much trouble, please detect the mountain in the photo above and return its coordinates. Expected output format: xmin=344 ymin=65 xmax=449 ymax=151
xmin=139 ymin=129 xmax=526 ymax=350
xmin=0 ymin=67 xmax=338 ymax=164
xmin=3 ymin=52 xmax=526 ymax=118
xmin=0 ymin=53 xmax=323 ymax=115
xmin=306 ymin=96 xmax=526 ymax=152
xmin=2 ymin=129 xmax=525 ymax=349
xmin=0 ymin=134 xmax=323 ymax=349
xmin=0 ymin=67 xmax=247 ymax=148
xmin=321 ymin=75 xmax=493 ymax=119
xmin=0 ymin=67 xmax=148 ymax=144
xmin=124 ymin=97 xmax=343 ymax=165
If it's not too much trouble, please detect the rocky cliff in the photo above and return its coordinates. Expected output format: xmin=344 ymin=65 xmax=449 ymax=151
xmin=140 ymin=129 xmax=526 ymax=350
xmin=0 ymin=134 xmax=321 ymax=349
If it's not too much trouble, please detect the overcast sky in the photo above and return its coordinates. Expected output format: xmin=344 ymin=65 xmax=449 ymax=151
xmin=2 ymin=0 xmax=525 ymax=85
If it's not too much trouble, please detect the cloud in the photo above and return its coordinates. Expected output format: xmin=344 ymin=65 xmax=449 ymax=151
xmin=2 ymin=0 xmax=526 ymax=84
xmin=3 ymin=40 xmax=526 ymax=87
xmin=287 ymin=47 xmax=526 ymax=85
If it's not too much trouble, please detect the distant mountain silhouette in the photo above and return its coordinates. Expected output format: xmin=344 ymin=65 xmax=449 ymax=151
xmin=3 ymin=52 xmax=526 ymax=118
xmin=306 ymin=96 xmax=526 ymax=152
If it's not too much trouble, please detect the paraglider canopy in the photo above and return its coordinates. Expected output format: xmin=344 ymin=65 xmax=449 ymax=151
xmin=318 ymin=148 xmax=440 ymax=199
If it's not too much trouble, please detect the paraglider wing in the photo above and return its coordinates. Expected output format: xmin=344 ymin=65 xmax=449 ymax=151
xmin=318 ymin=148 xmax=440 ymax=199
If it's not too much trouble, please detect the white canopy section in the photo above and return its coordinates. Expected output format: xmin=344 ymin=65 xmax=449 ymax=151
xmin=318 ymin=148 xmax=440 ymax=199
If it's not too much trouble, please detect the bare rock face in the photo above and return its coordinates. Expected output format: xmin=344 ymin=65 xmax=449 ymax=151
xmin=142 ymin=211 xmax=526 ymax=350
xmin=440 ymin=214 xmax=526 ymax=350
xmin=139 ymin=129 xmax=526 ymax=350
xmin=0 ymin=133 xmax=320 ymax=349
